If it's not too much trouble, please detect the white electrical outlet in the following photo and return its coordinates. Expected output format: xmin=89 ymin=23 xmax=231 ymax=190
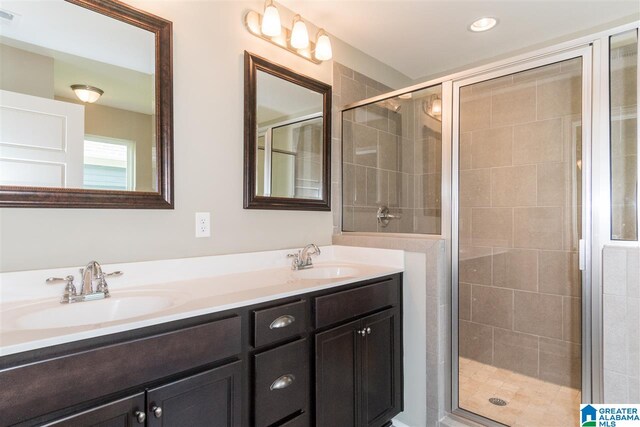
xmin=195 ymin=212 xmax=210 ymax=238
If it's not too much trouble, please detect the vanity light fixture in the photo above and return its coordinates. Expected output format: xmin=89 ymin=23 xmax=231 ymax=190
xmin=468 ymin=17 xmax=498 ymax=32
xmin=290 ymin=15 xmax=309 ymax=49
xmin=244 ymin=2 xmax=332 ymax=64
xmin=261 ymin=0 xmax=281 ymax=37
xmin=423 ymin=95 xmax=442 ymax=121
xmin=71 ymin=84 xmax=104 ymax=103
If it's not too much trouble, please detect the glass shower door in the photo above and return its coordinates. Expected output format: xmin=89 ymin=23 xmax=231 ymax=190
xmin=455 ymin=56 xmax=586 ymax=426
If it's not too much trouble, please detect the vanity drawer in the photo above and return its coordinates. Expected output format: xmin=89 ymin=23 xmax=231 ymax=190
xmin=253 ymin=300 xmax=307 ymax=348
xmin=314 ymin=277 xmax=399 ymax=328
xmin=254 ymin=339 xmax=309 ymax=427
xmin=0 ymin=316 xmax=242 ymax=426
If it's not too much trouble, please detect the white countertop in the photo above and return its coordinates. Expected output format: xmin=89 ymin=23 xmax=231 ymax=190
xmin=0 ymin=246 xmax=404 ymax=357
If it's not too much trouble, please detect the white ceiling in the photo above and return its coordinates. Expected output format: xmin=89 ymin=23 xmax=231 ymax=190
xmin=257 ymin=70 xmax=323 ymax=125
xmin=280 ymin=0 xmax=640 ymax=80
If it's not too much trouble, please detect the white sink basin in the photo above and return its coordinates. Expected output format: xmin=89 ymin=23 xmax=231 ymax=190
xmin=5 ymin=292 xmax=176 ymax=330
xmin=293 ymin=265 xmax=360 ymax=280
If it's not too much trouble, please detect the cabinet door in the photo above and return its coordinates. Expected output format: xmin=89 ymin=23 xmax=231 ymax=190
xmin=360 ymin=309 xmax=402 ymax=427
xmin=315 ymin=319 xmax=361 ymax=427
xmin=44 ymin=393 xmax=145 ymax=427
xmin=146 ymin=361 xmax=242 ymax=427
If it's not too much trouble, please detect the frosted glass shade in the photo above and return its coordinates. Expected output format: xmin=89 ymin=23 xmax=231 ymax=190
xmin=290 ymin=16 xmax=309 ymax=49
xmin=431 ymin=98 xmax=442 ymax=115
xmin=315 ymin=31 xmax=332 ymax=61
xmin=71 ymin=85 xmax=103 ymax=103
xmin=261 ymin=3 xmax=281 ymax=37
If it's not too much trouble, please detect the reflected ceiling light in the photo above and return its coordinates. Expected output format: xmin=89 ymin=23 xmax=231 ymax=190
xmin=290 ymin=15 xmax=309 ymax=49
xmin=261 ymin=0 xmax=281 ymax=37
xmin=314 ymin=29 xmax=332 ymax=61
xmin=244 ymin=6 xmax=331 ymax=64
xmin=468 ymin=17 xmax=498 ymax=32
xmin=422 ymin=95 xmax=442 ymax=121
xmin=71 ymin=84 xmax=103 ymax=103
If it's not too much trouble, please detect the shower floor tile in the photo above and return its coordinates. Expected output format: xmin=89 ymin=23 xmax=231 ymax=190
xmin=458 ymin=357 xmax=581 ymax=426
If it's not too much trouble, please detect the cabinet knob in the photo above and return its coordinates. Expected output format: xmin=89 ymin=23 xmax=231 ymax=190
xmin=152 ymin=405 xmax=163 ymax=418
xmin=134 ymin=411 xmax=146 ymax=424
xmin=270 ymin=374 xmax=295 ymax=390
xmin=270 ymin=315 xmax=295 ymax=329
xmin=366 ymin=327 xmax=372 ymax=335
xmin=358 ymin=329 xmax=366 ymax=337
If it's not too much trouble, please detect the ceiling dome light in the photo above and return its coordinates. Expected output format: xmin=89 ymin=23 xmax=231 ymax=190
xmin=314 ymin=29 xmax=332 ymax=61
xmin=290 ymin=15 xmax=309 ymax=49
xmin=468 ymin=17 xmax=498 ymax=32
xmin=261 ymin=0 xmax=281 ymax=37
xmin=71 ymin=84 xmax=103 ymax=103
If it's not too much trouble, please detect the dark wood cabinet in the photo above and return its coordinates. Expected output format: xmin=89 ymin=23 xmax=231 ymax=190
xmin=2 ymin=273 xmax=402 ymax=427
xmin=146 ymin=362 xmax=242 ymax=427
xmin=315 ymin=309 xmax=402 ymax=427
xmin=44 ymin=394 xmax=145 ymax=427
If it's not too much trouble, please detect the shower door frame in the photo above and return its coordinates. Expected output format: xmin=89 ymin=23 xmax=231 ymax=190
xmin=450 ymin=45 xmax=594 ymax=426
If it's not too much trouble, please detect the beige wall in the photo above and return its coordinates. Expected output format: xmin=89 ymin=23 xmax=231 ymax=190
xmin=457 ymin=58 xmax=583 ymax=389
xmin=57 ymin=97 xmax=155 ymax=192
xmin=0 ymin=0 xmax=411 ymax=272
xmin=0 ymin=44 xmax=54 ymax=98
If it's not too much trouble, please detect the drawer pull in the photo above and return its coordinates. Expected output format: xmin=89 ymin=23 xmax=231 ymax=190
xmin=270 ymin=374 xmax=295 ymax=390
xmin=134 ymin=411 xmax=146 ymax=424
xmin=270 ymin=315 xmax=295 ymax=329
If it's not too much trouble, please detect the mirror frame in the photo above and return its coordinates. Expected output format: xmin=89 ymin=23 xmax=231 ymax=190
xmin=0 ymin=0 xmax=174 ymax=209
xmin=244 ymin=51 xmax=331 ymax=211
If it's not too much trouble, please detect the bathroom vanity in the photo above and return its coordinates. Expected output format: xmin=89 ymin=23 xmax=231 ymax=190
xmin=0 ymin=247 xmax=404 ymax=427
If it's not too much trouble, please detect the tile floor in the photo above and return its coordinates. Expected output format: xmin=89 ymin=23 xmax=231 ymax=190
xmin=458 ymin=357 xmax=581 ymax=426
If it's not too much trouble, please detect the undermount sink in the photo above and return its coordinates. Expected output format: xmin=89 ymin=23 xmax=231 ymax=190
xmin=293 ymin=265 xmax=360 ymax=280
xmin=6 ymin=292 xmax=176 ymax=330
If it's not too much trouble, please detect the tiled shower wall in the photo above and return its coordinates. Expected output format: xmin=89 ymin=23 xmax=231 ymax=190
xmin=458 ymin=58 xmax=583 ymax=389
xmin=334 ymin=61 xmax=442 ymax=235
xmin=603 ymin=245 xmax=640 ymax=403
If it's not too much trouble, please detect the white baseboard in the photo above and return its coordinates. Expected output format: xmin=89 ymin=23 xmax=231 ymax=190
xmin=392 ymin=419 xmax=411 ymax=427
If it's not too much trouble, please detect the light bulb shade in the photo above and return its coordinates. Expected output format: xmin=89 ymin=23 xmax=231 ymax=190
xmin=431 ymin=98 xmax=442 ymax=115
xmin=71 ymin=84 xmax=103 ymax=103
xmin=314 ymin=31 xmax=332 ymax=61
xmin=261 ymin=2 xmax=281 ymax=37
xmin=290 ymin=15 xmax=309 ymax=49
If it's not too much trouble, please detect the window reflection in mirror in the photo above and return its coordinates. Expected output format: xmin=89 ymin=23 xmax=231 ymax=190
xmin=0 ymin=0 xmax=156 ymax=192
xmin=255 ymin=70 xmax=324 ymax=199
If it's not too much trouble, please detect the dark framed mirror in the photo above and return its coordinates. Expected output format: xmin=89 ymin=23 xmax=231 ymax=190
xmin=0 ymin=0 xmax=173 ymax=208
xmin=244 ymin=51 xmax=331 ymax=211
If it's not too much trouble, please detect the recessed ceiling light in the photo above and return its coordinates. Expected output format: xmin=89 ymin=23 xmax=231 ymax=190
xmin=469 ymin=17 xmax=498 ymax=32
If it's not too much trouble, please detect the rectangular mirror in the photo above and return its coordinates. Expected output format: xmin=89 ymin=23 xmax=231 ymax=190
xmin=0 ymin=0 xmax=173 ymax=208
xmin=244 ymin=51 xmax=331 ymax=210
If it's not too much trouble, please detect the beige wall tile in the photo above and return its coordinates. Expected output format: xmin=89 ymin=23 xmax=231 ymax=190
xmin=611 ymin=154 xmax=638 ymax=206
xmin=400 ymin=138 xmax=414 ymax=174
xmin=514 ymin=207 xmax=563 ymax=250
xmin=563 ymin=297 xmax=581 ymax=344
xmin=492 ymin=248 xmax=538 ymax=292
xmin=366 ymin=167 xmax=387 ymax=206
xmin=415 ymin=209 xmax=441 ymax=234
xmin=610 ymin=65 xmax=637 ymax=109
xmin=471 ymin=127 xmax=513 ymax=169
xmin=491 ymin=165 xmax=537 ymax=207
xmin=460 ymin=320 xmax=493 ymax=365
xmin=353 ymin=123 xmax=378 ymax=167
xmin=378 ymin=131 xmax=398 ymax=171
xmin=343 ymin=163 xmax=355 ymax=206
xmin=493 ymin=328 xmax=539 ymax=377
xmin=352 ymin=207 xmax=378 ymax=232
xmin=366 ymin=104 xmax=389 ymax=131
xmin=538 ymin=251 xmax=581 ymax=296
xmin=460 ymin=169 xmax=491 ymax=207
xmin=472 ymin=285 xmax=514 ymax=329
xmin=459 ymin=207 xmax=472 ymax=246
xmin=460 ymin=132 xmax=472 ymax=170
xmin=539 ymin=337 xmax=581 ymax=388
xmin=512 ymin=63 xmax=561 ymax=84
xmin=460 ymin=246 xmax=492 ymax=285
xmin=472 ymin=208 xmax=513 ymax=247
xmin=491 ymin=84 xmax=536 ymax=127
xmin=537 ymin=162 xmax=570 ymax=206
xmin=460 ymin=96 xmax=491 ymax=132
xmin=513 ymin=119 xmax=563 ymax=165
xmin=422 ymin=173 xmax=442 ymax=210
xmin=341 ymin=76 xmax=366 ymax=106
xmin=342 ymin=121 xmax=354 ymax=163
xmin=459 ymin=282 xmax=472 ymax=321
xmin=514 ymin=291 xmax=563 ymax=339
xmin=537 ymin=75 xmax=582 ymax=120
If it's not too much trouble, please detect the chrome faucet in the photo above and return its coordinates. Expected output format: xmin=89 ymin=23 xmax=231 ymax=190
xmin=287 ymin=244 xmax=321 ymax=270
xmin=47 ymin=260 xmax=122 ymax=304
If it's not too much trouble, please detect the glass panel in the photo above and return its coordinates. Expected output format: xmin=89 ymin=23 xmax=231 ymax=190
xmin=457 ymin=59 xmax=583 ymax=426
xmin=341 ymin=85 xmax=442 ymax=233
xmin=610 ymin=30 xmax=638 ymax=241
